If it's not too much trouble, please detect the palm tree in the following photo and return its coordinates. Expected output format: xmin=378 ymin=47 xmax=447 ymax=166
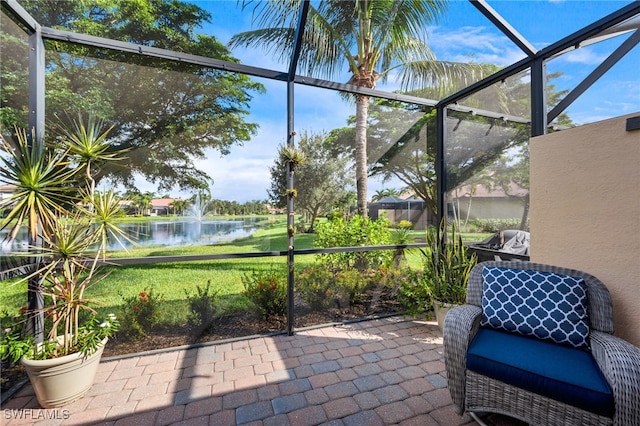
xmin=169 ymin=199 xmax=189 ymax=216
xmin=372 ymin=188 xmax=403 ymax=202
xmin=230 ymin=0 xmax=483 ymax=217
xmin=131 ymin=191 xmax=154 ymax=216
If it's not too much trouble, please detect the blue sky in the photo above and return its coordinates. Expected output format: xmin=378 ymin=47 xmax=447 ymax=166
xmin=134 ymin=1 xmax=639 ymax=202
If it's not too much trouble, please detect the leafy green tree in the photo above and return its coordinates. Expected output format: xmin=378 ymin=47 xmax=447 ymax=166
xmin=328 ymin=102 xmax=439 ymax=216
xmin=231 ymin=0 xmax=484 ymax=217
xmin=2 ymin=0 xmax=264 ymax=193
xmin=0 ymin=10 xmax=29 ymax=132
xmin=268 ymin=131 xmax=352 ymax=231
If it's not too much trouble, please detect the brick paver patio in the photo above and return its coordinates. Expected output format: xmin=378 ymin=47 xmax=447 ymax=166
xmin=2 ymin=316 xmax=485 ymax=425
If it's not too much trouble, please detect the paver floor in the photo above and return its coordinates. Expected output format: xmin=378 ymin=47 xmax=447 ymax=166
xmin=2 ymin=316 xmax=499 ymax=425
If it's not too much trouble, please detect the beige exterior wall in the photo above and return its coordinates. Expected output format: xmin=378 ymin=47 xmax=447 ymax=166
xmin=530 ymin=113 xmax=640 ymax=347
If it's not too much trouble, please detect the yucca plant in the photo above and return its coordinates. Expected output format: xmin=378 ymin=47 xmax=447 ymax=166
xmin=0 ymin=128 xmax=78 ymax=242
xmin=0 ymin=117 xmax=128 ymax=361
xmin=25 ymin=213 xmax=113 ymax=358
xmin=422 ymin=219 xmax=477 ymax=306
xmin=54 ymin=114 xmax=120 ymax=203
xmin=86 ymin=188 xmax=135 ymax=259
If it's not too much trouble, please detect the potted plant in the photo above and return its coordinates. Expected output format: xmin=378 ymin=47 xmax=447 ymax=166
xmin=0 ymin=116 xmax=131 ymax=408
xmin=421 ymin=219 xmax=477 ymax=330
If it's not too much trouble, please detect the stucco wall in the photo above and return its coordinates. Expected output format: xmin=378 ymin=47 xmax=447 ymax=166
xmin=530 ymin=113 xmax=640 ymax=347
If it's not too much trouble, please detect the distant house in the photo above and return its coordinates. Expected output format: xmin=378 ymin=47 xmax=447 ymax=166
xmin=0 ymin=184 xmax=16 ymax=202
xmin=266 ymin=205 xmax=285 ymax=215
xmin=369 ymin=196 xmax=433 ymax=230
xmin=150 ymin=198 xmax=181 ymax=216
xmin=0 ymin=185 xmax=16 ymax=217
xmin=449 ymin=182 xmax=528 ymax=220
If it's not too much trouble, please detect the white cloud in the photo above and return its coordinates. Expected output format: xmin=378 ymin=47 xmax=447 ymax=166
xmin=555 ymin=47 xmax=607 ymax=65
xmin=427 ymin=25 xmax=527 ymax=66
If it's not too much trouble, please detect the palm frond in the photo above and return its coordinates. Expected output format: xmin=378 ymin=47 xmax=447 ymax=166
xmin=394 ymin=59 xmax=489 ymax=97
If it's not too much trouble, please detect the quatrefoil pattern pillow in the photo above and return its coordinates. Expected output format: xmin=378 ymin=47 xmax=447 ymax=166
xmin=481 ymin=266 xmax=590 ymax=348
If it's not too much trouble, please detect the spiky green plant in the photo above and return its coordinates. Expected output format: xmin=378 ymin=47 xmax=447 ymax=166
xmin=84 ymin=188 xmax=135 ymax=258
xmin=422 ymin=219 xmax=477 ymax=305
xmin=0 ymin=128 xmax=78 ymax=241
xmin=0 ymin=118 xmax=129 ymax=360
xmin=279 ymin=145 xmax=306 ymax=168
xmin=54 ymin=114 xmax=121 ymax=202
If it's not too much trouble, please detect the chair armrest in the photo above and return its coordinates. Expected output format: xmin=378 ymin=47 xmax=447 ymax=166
xmin=443 ymin=304 xmax=482 ymax=414
xmin=590 ymin=331 xmax=640 ymax=426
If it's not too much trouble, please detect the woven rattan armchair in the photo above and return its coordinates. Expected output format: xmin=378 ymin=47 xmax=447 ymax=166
xmin=444 ymin=260 xmax=640 ymax=426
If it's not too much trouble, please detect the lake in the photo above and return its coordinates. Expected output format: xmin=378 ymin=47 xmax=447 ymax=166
xmin=0 ymin=218 xmax=262 ymax=254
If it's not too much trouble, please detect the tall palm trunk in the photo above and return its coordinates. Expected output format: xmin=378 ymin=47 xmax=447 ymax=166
xmin=355 ymin=95 xmax=369 ymax=217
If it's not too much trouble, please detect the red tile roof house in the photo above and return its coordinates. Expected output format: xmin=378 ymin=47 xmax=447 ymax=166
xmin=150 ymin=198 xmax=182 ymax=216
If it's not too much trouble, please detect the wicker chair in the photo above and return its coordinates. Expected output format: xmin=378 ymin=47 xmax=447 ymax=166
xmin=444 ymin=260 xmax=640 ymax=426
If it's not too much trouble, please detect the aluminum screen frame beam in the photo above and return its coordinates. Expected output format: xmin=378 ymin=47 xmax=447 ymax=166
xmin=1 ymin=0 xmax=37 ymax=32
xmin=285 ymin=0 xmax=310 ymax=336
xmin=440 ymin=2 xmax=640 ymax=109
xmin=548 ymin=29 xmax=640 ymax=124
xmin=471 ymin=0 xmax=536 ymax=57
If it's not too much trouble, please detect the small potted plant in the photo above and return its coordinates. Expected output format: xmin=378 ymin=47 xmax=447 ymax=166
xmin=421 ymin=219 xmax=477 ymax=330
xmin=0 ymin=116 xmax=131 ymax=407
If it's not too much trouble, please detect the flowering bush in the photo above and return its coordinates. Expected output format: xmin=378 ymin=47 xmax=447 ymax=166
xmin=118 ymin=289 xmax=164 ymax=340
xmin=242 ymin=268 xmax=287 ymax=319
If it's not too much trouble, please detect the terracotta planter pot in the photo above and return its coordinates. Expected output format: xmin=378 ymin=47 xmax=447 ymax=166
xmin=20 ymin=337 xmax=107 ymax=408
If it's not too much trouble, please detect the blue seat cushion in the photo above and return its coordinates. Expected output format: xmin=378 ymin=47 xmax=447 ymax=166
xmin=467 ymin=327 xmax=614 ymax=417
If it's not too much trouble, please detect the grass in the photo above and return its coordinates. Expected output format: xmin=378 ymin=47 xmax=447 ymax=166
xmin=0 ymin=217 xmax=486 ymax=327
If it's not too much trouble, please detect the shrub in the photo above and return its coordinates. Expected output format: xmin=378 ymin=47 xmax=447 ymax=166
xmin=398 ymin=270 xmax=432 ymax=316
xmin=334 ymin=268 xmax=368 ymax=308
xmin=242 ymin=268 xmax=287 ymax=319
xmin=295 ymin=265 xmax=369 ymax=310
xmin=118 ymin=288 xmax=164 ymax=340
xmin=314 ymin=215 xmax=393 ymax=271
xmin=471 ymin=218 xmax=529 ymax=233
xmin=325 ymin=209 xmax=343 ymax=221
xmin=295 ymin=265 xmax=334 ymax=310
xmin=397 ymin=220 xmax=413 ymax=230
xmin=185 ymin=281 xmax=218 ymax=336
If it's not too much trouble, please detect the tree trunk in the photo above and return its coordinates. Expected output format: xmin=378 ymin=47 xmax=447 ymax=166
xmin=355 ymin=95 xmax=369 ymax=217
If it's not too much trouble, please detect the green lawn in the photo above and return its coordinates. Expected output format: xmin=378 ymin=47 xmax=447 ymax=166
xmin=1 ymin=217 xmax=313 ymax=323
xmin=0 ymin=218 xmax=485 ymax=326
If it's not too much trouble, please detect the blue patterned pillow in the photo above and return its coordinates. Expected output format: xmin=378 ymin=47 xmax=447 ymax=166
xmin=481 ymin=266 xmax=590 ymax=348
